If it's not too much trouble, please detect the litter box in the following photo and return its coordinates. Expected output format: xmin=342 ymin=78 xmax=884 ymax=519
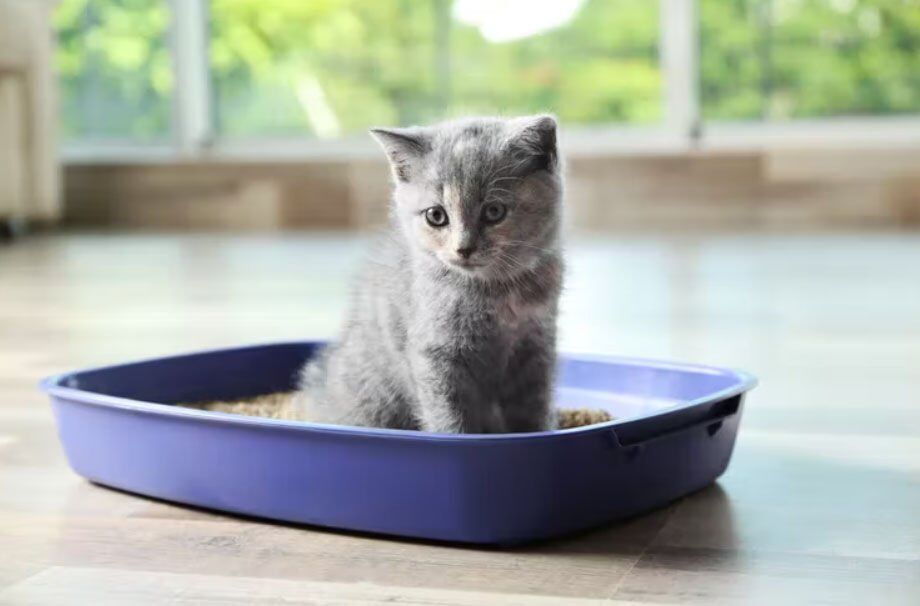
xmin=41 ymin=341 xmax=756 ymax=545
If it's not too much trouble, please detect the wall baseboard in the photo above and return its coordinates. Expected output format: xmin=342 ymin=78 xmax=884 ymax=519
xmin=62 ymin=147 xmax=920 ymax=231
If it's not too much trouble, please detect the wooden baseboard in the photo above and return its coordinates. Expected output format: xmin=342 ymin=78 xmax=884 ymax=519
xmin=63 ymin=147 xmax=920 ymax=230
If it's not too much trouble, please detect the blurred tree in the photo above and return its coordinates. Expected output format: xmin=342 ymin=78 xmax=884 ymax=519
xmin=701 ymin=0 xmax=920 ymax=120
xmin=448 ymin=0 xmax=660 ymax=124
xmin=54 ymin=0 xmax=919 ymax=140
xmin=209 ymin=0 xmax=442 ymax=135
xmin=208 ymin=0 xmax=661 ymax=136
xmin=55 ymin=0 xmax=171 ymax=139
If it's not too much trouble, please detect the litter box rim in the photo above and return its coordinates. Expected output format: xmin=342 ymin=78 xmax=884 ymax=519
xmin=39 ymin=340 xmax=757 ymax=443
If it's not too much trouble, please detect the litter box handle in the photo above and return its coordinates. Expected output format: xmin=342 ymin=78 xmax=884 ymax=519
xmin=609 ymin=395 xmax=741 ymax=448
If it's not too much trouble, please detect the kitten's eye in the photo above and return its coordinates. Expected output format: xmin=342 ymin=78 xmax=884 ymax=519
xmin=424 ymin=206 xmax=449 ymax=228
xmin=482 ymin=202 xmax=507 ymax=224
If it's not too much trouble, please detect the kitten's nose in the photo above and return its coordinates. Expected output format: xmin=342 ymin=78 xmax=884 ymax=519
xmin=456 ymin=246 xmax=474 ymax=260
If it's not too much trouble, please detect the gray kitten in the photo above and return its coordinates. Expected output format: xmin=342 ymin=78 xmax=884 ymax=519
xmin=296 ymin=115 xmax=563 ymax=433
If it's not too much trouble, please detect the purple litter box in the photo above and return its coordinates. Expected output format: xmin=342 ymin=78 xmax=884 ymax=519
xmin=41 ymin=342 xmax=756 ymax=544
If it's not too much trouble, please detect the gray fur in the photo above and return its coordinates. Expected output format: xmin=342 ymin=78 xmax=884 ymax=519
xmin=296 ymin=115 xmax=564 ymax=433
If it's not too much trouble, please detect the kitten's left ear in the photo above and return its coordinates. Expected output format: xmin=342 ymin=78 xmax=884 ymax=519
xmin=507 ymin=114 xmax=558 ymax=173
xmin=370 ymin=126 xmax=432 ymax=183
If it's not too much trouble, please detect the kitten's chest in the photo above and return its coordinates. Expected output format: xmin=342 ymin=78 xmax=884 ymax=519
xmin=415 ymin=288 xmax=545 ymax=340
xmin=413 ymin=266 xmax=559 ymax=344
xmin=448 ymin=289 xmax=552 ymax=343
xmin=495 ymin=289 xmax=549 ymax=334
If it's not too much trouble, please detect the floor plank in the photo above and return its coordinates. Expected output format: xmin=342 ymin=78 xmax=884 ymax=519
xmin=0 ymin=567 xmax=633 ymax=606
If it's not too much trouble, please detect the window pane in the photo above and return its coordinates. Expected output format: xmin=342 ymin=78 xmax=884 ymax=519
xmin=700 ymin=0 xmax=920 ymax=121
xmin=54 ymin=0 xmax=173 ymax=140
xmin=209 ymin=0 xmax=660 ymax=138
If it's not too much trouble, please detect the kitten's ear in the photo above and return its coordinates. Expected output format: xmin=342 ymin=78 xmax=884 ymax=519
xmin=506 ymin=114 xmax=558 ymax=173
xmin=370 ymin=127 xmax=432 ymax=183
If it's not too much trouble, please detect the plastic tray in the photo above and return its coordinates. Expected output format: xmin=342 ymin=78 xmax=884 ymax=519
xmin=41 ymin=342 xmax=756 ymax=544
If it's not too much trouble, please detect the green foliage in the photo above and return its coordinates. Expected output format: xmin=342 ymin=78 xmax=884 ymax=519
xmin=700 ymin=0 xmax=920 ymax=120
xmin=54 ymin=0 xmax=919 ymax=140
xmin=210 ymin=0 xmax=446 ymax=134
xmin=55 ymin=0 xmax=171 ymax=139
xmin=209 ymin=0 xmax=661 ymax=135
xmin=447 ymin=0 xmax=661 ymax=125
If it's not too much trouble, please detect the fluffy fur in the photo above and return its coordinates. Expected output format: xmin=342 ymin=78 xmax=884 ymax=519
xmin=296 ymin=115 xmax=564 ymax=433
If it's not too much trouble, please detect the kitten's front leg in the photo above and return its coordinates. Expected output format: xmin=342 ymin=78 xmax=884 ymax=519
xmin=500 ymin=330 xmax=556 ymax=432
xmin=409 ymin=344 xmax=504 ymax=434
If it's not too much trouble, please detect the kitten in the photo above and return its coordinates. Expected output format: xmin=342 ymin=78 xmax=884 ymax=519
xmin=296 ymin=115 xmax=563 ymax=433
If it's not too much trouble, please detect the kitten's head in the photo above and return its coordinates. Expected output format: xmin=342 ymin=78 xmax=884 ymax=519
xmin=371 ymin=115 xmax=562 ymax=281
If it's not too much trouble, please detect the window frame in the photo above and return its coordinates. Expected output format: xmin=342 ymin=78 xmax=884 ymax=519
xmin=60 ymin=0 xmax=920 ymax=163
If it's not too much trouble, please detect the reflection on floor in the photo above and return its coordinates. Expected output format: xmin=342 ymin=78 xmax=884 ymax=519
xmin=1 ymin=231 xmax=918 ymax=604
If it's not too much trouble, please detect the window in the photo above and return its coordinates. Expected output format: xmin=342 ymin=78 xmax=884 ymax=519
xmin=700 ymin=0 xmax=920 ymax=121
xmin=209 ymin=0 xmax=661 ymax=138
xmin=55 ymin=0 xmax=173 ymax=141
xmin=52 ymin=0 xmax=920 ymax=151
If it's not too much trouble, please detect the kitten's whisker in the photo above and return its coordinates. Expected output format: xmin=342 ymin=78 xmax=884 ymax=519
xmin=504 ymin=240 xmax=555 ymax=255
xmin=487 ymin=176 xmax=521 ymax=188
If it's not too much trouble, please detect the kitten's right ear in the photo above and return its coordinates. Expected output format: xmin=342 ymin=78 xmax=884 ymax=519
xmin=506 ymin=114 xmax=558 ymax=173
xmin=370 ymin=127 xmax=431 ymax=183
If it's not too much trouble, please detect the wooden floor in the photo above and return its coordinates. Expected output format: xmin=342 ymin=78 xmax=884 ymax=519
xmin=1 ymin=231 xmax=918 ymax=605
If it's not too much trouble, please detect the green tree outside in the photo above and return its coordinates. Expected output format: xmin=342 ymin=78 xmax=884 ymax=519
xmin=54 ymin=0 xmax=919 ymax=140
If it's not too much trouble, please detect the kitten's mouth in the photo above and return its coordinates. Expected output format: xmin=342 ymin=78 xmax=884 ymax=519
xmin=452 ymin=260 xmax=482 ymax=269
xmin=447 ymin=258 xmax=484 ymax=271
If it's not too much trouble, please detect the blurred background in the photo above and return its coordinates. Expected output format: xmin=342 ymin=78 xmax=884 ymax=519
xmin=0 ymin=0 xmax=918 ymax=358
xmin=1 ymin=0 xmax=919 ymax=378
xmin=1 ymin=0 xmax=918 ymax=231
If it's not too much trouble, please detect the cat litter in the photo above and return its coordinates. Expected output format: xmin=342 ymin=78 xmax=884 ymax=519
xmin=178 ymin=392 xmax=613 ymax=428
xmin=41 ymin=341 xmax=756 ymax=544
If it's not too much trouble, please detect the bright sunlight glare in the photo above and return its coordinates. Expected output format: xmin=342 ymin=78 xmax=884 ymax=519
xmin=453 ymin=0 xmax=585 ymax=43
